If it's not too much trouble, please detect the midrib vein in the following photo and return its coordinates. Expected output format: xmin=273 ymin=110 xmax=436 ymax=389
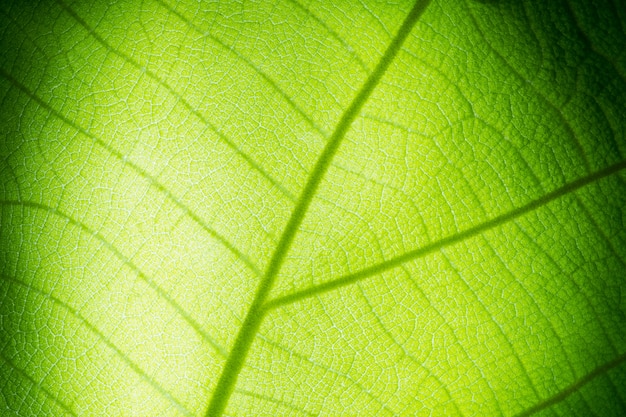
xmin=203 ymin=1 xmax=432 ymax=415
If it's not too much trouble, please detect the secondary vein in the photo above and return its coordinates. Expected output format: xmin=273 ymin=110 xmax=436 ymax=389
xmin=266 ymin=159 xmax=626 ymax=310
xmin=203 ymin=1 xmax=432 ymax=416
xmin=0 ymin=67 xmax=261 ymax=278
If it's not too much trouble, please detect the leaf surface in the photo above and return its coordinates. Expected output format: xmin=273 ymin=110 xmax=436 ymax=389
xmin=1 ymin=0 xmax=626 ymax=416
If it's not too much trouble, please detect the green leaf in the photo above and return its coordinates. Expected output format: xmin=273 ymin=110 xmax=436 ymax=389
xmin=1 ymin=0 xmax=625 ymax=416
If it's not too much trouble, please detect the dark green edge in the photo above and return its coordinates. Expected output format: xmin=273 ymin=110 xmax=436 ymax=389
xmin=515 ymin=351 xmax=626 ymax=417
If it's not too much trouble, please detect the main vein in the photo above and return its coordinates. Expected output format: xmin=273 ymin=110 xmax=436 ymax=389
xmin=203 ymin=1 xmax=432 ymax=415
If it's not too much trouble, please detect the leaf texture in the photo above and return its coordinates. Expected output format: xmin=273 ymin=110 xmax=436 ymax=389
xmin=1 ymin=0 xmax=626 ymax=416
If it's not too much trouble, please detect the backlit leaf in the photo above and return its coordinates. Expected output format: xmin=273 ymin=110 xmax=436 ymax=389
xmin=1 ymin=0 xmax=625 ymax=416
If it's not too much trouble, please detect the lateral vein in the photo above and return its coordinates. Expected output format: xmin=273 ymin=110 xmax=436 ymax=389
xmin=266 ymin=159 xmax=626 ymax=310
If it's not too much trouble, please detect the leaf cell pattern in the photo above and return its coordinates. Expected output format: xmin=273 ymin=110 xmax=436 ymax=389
xmin=1 ymin=0 xmax=626 ymax=416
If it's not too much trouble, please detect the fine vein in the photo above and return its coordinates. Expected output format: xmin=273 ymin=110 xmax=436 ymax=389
xmin=203 ymin=1 xmax=432 ymax=416
xmin=1 ymin=273 xmax=193 ymax=417
xmin=154 ymin=0 xmax=329 ymax=139
xmin=0 ymin=350 xmax=77 ymax=417
xmin=0 ymin=200 xmax=227 ymax=358
xmin=52 ymin=0 xmax=293 ymax=200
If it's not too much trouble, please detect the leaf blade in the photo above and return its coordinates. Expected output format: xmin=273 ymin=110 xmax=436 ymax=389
xmin=1 ymin=0 xmax=626 ymax=416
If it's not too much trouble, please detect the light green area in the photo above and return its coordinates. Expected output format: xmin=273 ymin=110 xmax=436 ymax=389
xmin=1 ymin=0 xmax=625 ymax=416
